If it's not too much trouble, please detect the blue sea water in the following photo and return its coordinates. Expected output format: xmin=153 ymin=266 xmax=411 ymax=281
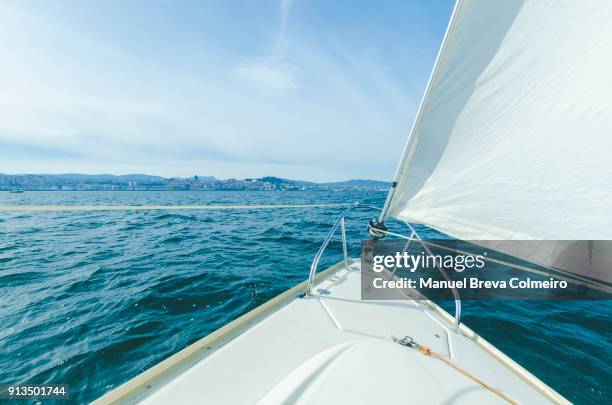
xmin=0 ymin=191 xmax=610 ymax=404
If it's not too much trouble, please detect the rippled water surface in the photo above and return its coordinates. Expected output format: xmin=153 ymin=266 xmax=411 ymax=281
xmin=0 ymin=191 xmax=610 ymax=404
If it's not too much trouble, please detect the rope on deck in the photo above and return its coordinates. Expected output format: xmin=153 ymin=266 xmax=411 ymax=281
xmin=392 ymin=336 xmax=518 ymax=404
xmin=418 ymin=344 xmax=519 ymax=405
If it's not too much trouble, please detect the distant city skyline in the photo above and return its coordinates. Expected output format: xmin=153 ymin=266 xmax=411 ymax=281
xmin=0 ymin=0 xmax=454 ymax=182
xmin=0 ymin=171 xmax=386 ymax=184
xmin=0 ymin=173 xmax=390 ymax=191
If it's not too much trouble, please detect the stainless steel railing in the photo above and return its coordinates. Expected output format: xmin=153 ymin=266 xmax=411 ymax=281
xmin=377 ymin=225 xmax=462 ymax=329
xmin=306 ymin=204 xmax=462 ymax=329
xmin=307 ymin=203 xmax=381 ymax=293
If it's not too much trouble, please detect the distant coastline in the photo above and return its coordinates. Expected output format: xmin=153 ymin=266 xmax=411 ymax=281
xmin=0 ymin=174 xmax=390 ymax=192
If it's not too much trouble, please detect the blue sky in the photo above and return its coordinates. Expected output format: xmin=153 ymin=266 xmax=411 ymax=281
xmin=0 ymin=0 xmax=454 ymax=181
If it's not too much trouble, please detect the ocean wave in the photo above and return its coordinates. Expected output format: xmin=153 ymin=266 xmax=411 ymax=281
xmin=0 ymin=191 xmax=610 ymax=404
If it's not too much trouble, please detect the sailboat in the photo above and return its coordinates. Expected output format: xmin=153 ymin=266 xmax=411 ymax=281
xmin=94 ymin=0 xmax=612 ymax=403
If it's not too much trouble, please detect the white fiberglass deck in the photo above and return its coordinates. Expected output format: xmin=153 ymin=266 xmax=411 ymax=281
xmin=96 ymin=261 xmax=567 ymax=404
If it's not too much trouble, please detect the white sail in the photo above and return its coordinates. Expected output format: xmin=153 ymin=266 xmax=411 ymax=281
xmin=388 ymin=0 xmax=612 ymax=284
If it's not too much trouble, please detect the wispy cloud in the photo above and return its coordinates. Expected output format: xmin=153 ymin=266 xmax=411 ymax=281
xmin=274 ymin=0 xmax=294 ymax=60
xmin=234 ymin=61 xmax=297 ymax=92
xmin=234 ymin=0 xmax=297 ymax=93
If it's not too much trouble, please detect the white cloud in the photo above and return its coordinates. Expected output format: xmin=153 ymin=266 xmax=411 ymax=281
xmin=233 ymin=61 xmax=297 ymax=93
xmin=233 ymin=0 xmax=297 ymax=93
xmin=274 ymin=0 xmax=294 ymax=59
